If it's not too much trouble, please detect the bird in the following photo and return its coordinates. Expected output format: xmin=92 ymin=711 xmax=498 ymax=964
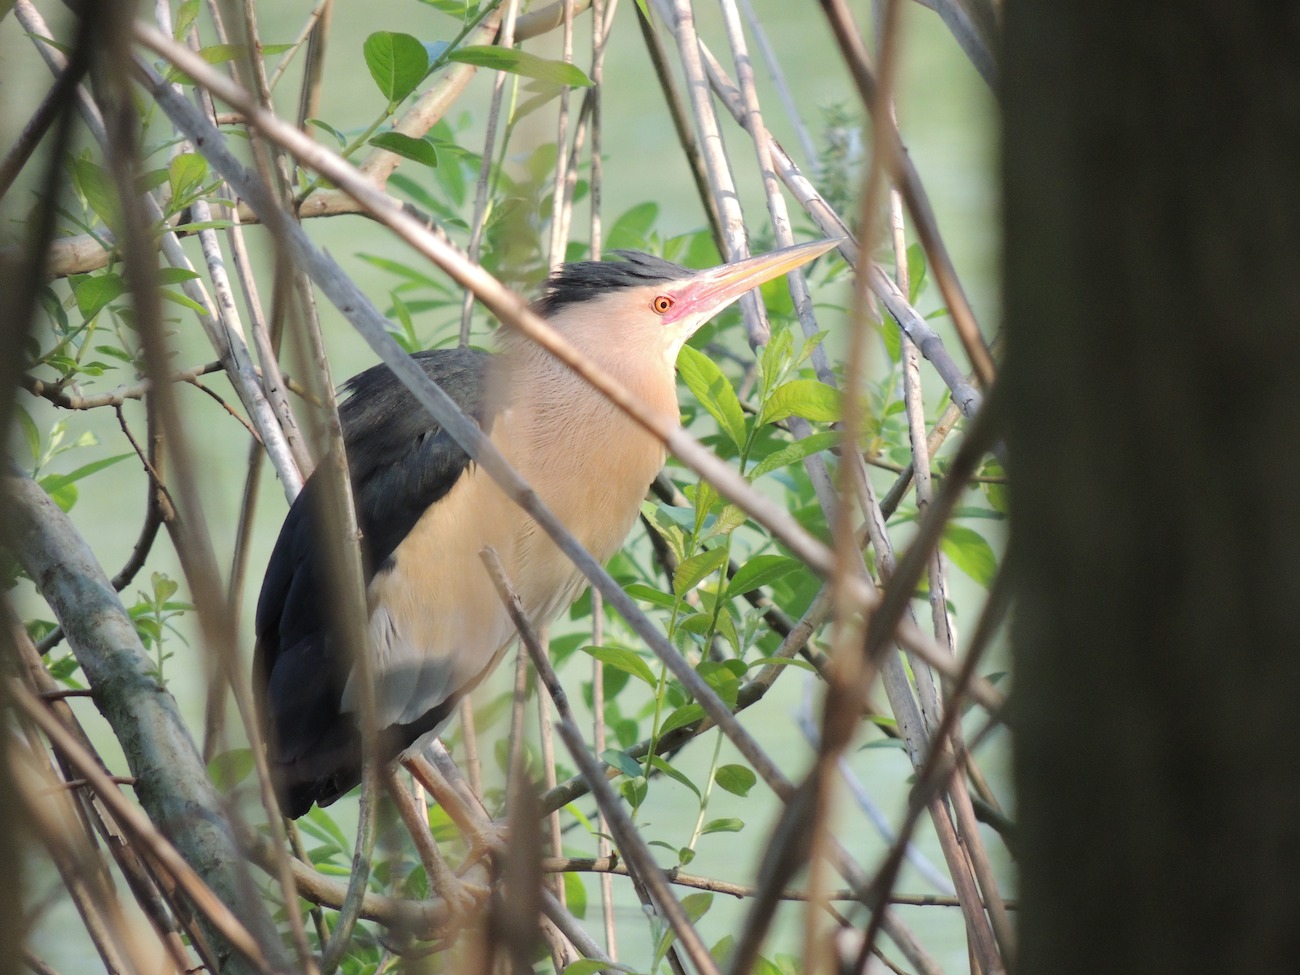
xmin=254 ymin=238 xmax=837 ymax=818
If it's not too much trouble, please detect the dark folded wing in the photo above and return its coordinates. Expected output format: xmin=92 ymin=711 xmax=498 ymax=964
xmin=253 ymin=347 xmax=493 ymax=816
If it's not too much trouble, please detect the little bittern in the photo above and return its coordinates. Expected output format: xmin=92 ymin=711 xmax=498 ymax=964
xmin=255 ymin=238 xmax=836 ymax=817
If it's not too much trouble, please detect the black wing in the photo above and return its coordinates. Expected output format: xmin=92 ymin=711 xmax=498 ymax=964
xmin=253 ymin=347 xmax=493 ymax=817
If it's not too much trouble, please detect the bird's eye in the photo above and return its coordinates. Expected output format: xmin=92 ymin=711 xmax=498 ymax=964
xmin=651 ymin=295 xmax=675 ymax=315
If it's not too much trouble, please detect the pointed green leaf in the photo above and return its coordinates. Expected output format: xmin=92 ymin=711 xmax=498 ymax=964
xmin=673 ymin=546 xmax=729 ymax=596
xmin=448 ymin=46 xmax=593 ymax=87
xmin=168 ymin=152 xmax=208 ymax=206
xmin=600 ymin=749 xmax=644 ymax=779
xmin=941 ymin=524 xmax=997 ymax=587
xmin=173 ymin=0 xmax=201 ymax=38
xmin=648 ymin=755 xmax=701 ymax=799
xmin=72 ymin=273 xmax=125 ymax=321
xmin=583 ymin=645 xmax=657 ymax=688
xmin=748 ymin=431 xmax=839 ymax=480
xmin=660 ymin=703 xmax=705 ymax=735
xmin=677 ymin=344 xmax=747 ymax=451
xmin=761 ymin=379 xmax=842 ymax=425
xmin=727 ymin=554 xmax=801 ymax=598
xmin=38 ymin=454 xmax=132 ymax=496
xmin=623 ymin=582 xmax=677 ymax=610
xmin=700 ymin=817 xmax=744 ymax=835
xmin=71 ymin=157 xmax=119 ymax=227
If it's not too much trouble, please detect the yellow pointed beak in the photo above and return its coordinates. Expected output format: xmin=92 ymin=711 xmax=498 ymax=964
xmin=663 ymin=237 xmax=841 ymax=326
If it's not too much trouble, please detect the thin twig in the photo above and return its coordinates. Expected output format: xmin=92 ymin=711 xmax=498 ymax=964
xmin=7 ymin=678 xmax=275 ymax=973
xmin=481 ymin=548 xmax=723 ymax=975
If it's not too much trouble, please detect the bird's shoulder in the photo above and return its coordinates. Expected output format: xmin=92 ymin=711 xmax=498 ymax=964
xmin=339 ymin=346 xmax=497 ymax=574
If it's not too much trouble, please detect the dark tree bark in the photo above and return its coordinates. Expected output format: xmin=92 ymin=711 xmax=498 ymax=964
xmin=1003 ymin=5 xmax=1300 ymax=972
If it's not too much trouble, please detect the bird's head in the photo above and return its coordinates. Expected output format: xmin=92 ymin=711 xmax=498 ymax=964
xmin=531 ymin=238 xmax=840 ymax=370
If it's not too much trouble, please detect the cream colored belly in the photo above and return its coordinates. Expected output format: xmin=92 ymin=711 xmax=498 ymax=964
xmin=346 ymin=406 xmax=664 ymax=731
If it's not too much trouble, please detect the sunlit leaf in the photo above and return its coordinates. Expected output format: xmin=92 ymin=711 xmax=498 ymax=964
xmin=583 ymin=645 xmax=657 ymax=688
xmin=673 ymin=547 xmax=729 ymax=596
xmin=678 ymin=344 xmax=747 ymax=451
xmin=363 ymin=31 xmax=429 ymax=103
xmin=168 ymin=152 xmax=208 ymax=206
xmin=449 ymin=46 xmax=593 ymax=88
xmin=748 ymin=431 xmax=838 ymax=480
xmin=760 ymin=379 xmax=842 ymax=425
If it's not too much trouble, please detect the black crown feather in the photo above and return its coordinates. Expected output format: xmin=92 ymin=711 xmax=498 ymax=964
xmin=531 ymin=251 xmax=694 ymax=318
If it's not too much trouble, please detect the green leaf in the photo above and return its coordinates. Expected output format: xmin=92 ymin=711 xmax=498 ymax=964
xmin=368 ymin=131 xmax=439 ymax=167
xmin=981 ymin=458 xmax=1008 ymax=514
xmin=208 ymin=748 xmax=254 ymax=789
xmin=623 ymin=582 xmax=676 ymax=610
xmin=677 ymin=344 xmax=747 ymax=451
xmin=648 ymin=756 xmax=701 ymax=798
xmin=38 ymin=453 xmax=132 ymax=495
xmin=700 ymin=817 xmax=744 ymax=835
xmin=583 ymin=645 xmax=657 ymax=689
xmin=157 ymin=267 xmax=201 ymax=286
xmin=620 ymin=776 xmax=647 ymax=807
xmin=748 ymin=431 xmax=839 ymax=480
xmin=167 ymin=152 xmax=208 ymax=206
xmin=605 ymin=201 xmax=659 ymax=251
xmin=600 ymin=749 xmax=643 ymax=779
xmin=906 ymin=241 xmax=928 ymax=304
xmin=299 ymin=806 xmax=350 ymax=852
xmin=714 ymin=764 xmax=756 ymax=797
xmin=656 ymin=893 xmax=714 ymax=969
xmin=682 ymin=892 xmax=714 ymax=922
xmin=71 ymin=157 xmax=119 ymax=227
xmin=660 ymin=703 xmax=705 ymax=735
xmin=702 ymin=504 xmax=748 ymax=542
xmin=759 ymin=326 xmax=794 ymax=400
xmin=307 ymin=118 xmax=348 ymax=146
xmin=173 ymin=0 xmax=201 ymax=38
xmin=160 ymin=289 xmax=210 ymax=315
xmin=727 ymin=554 xmax=801 ymax=598
xmin=194 ymin=43 xmax=291 ymax=65
xmin=761 ymin=379 xmax=842 ymax=425
xmin=14 ymin=406 xmax=40 ymax=465
xmin=72 ymin=273 xmax=125 ymax=321
xmin=562 ymin=872 xmax=587 ymax=920
xmin=449 ymin=46 xmax=594 ymax=87
xmin=941 ymin=524 xmax=997 ymax=587
xmin=363 ymin=31 xmax=429 ymax=103
xmin=673 ymin=547 xmax=729 ymax=596
xmin=861 ymin=738 xmax=906 ymax=750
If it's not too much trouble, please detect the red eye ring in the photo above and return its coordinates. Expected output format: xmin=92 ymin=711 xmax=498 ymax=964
xmin=651 ymin=294 xmax=674 ymax=314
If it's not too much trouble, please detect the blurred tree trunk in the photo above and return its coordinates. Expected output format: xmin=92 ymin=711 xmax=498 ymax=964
xmin=1003 ymin=5 xmax=1300 ymax=972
